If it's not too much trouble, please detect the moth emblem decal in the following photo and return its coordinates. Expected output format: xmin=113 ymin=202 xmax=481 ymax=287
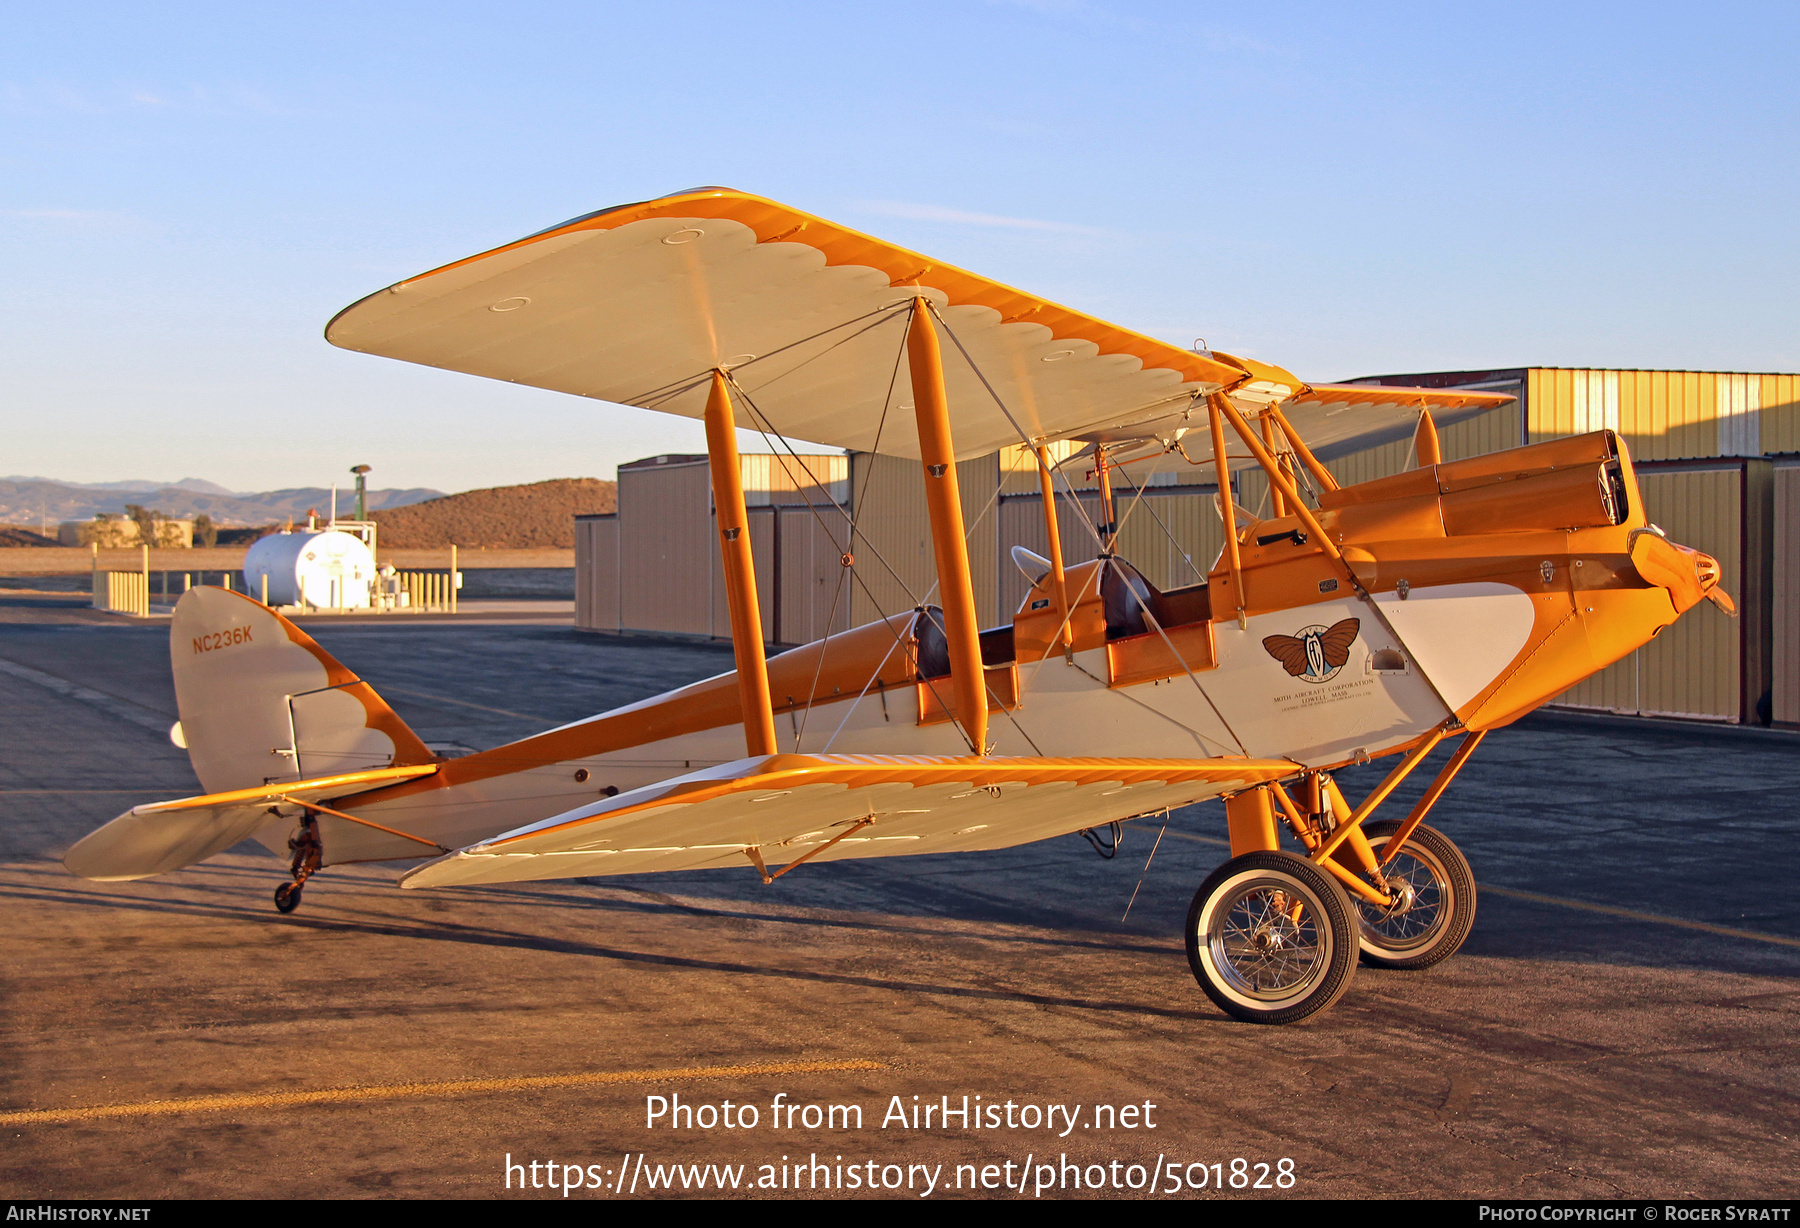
xmin=1262 ymin=618 xmax=1359 ymax=684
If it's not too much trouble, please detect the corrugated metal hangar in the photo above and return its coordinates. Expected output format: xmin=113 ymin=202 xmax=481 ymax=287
xmin=577 ymin=366 xmax=1800 ymax=729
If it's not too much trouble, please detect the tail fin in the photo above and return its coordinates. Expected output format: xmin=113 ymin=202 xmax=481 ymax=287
xmin=171 ymin=586 xmax=435 ymax=794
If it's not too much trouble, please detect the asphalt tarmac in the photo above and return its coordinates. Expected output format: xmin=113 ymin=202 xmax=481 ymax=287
xmin=2 ymin=592 xmax=1796 ymax=1200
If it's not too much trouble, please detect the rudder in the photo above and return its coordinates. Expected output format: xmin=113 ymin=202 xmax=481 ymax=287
xmin=171 ymin=586 xmax=434 ymax=794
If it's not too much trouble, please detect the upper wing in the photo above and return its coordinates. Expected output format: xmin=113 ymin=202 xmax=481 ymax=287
xmin=1090 ymin=380 xmax=1515 ymax=472
xmin=1251 ymin=383 xmax=1513 ymax=462
xmin=400 ymin=752 xmax=1294 ymax=888
xmin=64 ymin=764 xmax=439 ymax=882
xmin=325 ymin=188 xmax=1511 ymax=462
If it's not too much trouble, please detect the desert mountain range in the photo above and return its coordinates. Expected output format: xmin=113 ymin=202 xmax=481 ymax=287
xmin=0 ymin=477 xmax=618 ymax=550
xmin=0 ymin=476 xmax=445 ymax=528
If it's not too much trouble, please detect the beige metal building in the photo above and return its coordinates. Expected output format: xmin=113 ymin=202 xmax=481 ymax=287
xmin=576 ymin=451 xmax=851 ymax=645
xmin=1775 ymin=460 xmax=1800 ymax=727
xmin=577 ymin=367 xmax=1799 ymax=728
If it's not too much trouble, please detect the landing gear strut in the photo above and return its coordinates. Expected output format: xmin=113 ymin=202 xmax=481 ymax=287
xmin=275 ymin=812 xmax=321 ymax=913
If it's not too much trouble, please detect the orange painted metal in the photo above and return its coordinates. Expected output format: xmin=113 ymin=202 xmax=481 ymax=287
xmin=1268 ymin=779 xmax=1320 ymax=851
xmin=907 ymin=301 xmax=988 ymax=755
xmin=1310 ymin=730 xmax=1448 ymax=866
xmin=1413 ymin=406 xmax=1442 ymax=467
xmin=132 ymin=763 xmax=440 ymax=814
xmin=1207 ymin=394 xmax=1245 ymax=625
xmin=371 ymin=612 xmax=925 ymax=803
xmin=1259 ymin=414 xmax=1290 ymax=519
xmin=1105 ymin=622 xmax=1217 ymax=688
xmin=1319 ymin=852 xmax=1396 ymax=905
xmin=1214 ymin=393 xmax=1349 ymax=574
xmin=1440 ymin=464 xmax=1621 ymax=536
xmin=281 ymin=796 xmax=449 ymax=852
xmin=1095 ymin=448 xmax=1118 ymax=548
xmin=917 ymin=664 xmax=1019 ymax=726
xmin=1225 ymin=787 xmax=1281 ymax=855
xmin=704 ymin=371 xmax=779 ymax=758
xmin=1337 ymin=823 xmax=1383 ymax=877
xmin=1033 ymin=444 xmax=1072 ymax=647
xmin=1631 ymin=530 xmax=1728 ymax=616
xmin=1013 ymin=559 xmax=1107 ymax=662
xmin=1267 ymin=403 xmax=1340 ymax=494
xmin=1378 ymin=730 xmax=1486 ymax=867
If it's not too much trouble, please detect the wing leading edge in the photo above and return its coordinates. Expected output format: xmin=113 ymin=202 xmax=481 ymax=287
xmin=399 ymin=753 xmax=1295 ymax=889
xmin=325 ymin=188 xmax=1511 ymax=462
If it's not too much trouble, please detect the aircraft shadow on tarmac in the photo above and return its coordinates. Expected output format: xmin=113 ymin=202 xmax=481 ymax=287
xmin=10 ymin=821 xmax=1800 ymax=1002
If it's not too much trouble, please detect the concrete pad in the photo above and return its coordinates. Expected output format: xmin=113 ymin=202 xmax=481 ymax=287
xmin=1 ymin=616 xmax=1795 ymax=1199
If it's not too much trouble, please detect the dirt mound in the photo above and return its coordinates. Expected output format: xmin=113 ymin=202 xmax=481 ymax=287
xmin=0 ymin=526 xmax=58 ymax=547
xmin=371 ymin=479 xmax=616 ymax=549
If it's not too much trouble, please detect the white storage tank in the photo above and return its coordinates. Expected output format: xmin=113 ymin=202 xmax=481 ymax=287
xmin=244 ymin=530 xmax=377 ymax=609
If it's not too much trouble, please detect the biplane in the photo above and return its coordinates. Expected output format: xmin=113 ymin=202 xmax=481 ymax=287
xmin=65 ymin=188 xmax=1733 ymax=1024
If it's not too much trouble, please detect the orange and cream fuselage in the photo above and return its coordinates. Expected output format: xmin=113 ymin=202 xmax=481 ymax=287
xmin=235 ymin=426 xmax=1716 ymax=873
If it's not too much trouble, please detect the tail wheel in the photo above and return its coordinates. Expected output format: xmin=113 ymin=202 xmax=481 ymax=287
xmin=1186 ymin=851 xmax=1357 ymax=1025
xmin=1355 ymin=821 xmax=1476 ymax=970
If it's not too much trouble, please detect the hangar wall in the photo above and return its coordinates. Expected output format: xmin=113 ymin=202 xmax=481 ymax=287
xmin=1775 ymin=462 xmax=1800 ymax=727
xmin=576 ymin=452 xmax=847 ymax=645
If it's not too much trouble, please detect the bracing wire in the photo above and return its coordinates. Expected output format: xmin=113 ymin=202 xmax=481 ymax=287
xmin=728 ymin=306 xmax=1044 ymax=757
xmin=925 ymin=304 xmax=1247 ymax=757
xmin=629 ymin=304 xmax=901 ymax=411
xmin=1107 ymin=455 xmax=1208 ymax=585
xmin=725 ymin=359 xmax=978 ymax=753
xmin=1121 ymin=810 xmax=1170 ymax=922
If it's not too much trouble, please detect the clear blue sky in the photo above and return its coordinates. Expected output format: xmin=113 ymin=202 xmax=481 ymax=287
xmin=5 ymin=1 xmax=1795 ymax=493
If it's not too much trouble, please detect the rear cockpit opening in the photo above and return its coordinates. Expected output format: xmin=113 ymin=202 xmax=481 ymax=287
xmin=911 ymin=607 xmax=1023 ymax=679
xmin=1100 ymin=557 xmax=1211 ymax=641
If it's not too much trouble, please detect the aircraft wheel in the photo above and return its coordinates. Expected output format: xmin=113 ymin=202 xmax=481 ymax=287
xmin=1355 ymin=821 xmax=1475 ymax=970
xmin=274 ymin=882 xmax=302 ymax=914
xmin=1186 ymin=851 xmax=1356 ymax=1025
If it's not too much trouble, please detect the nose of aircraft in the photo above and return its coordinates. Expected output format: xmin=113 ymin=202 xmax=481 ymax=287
xmin=1629 ymin=529 xmax=1736 ymax=616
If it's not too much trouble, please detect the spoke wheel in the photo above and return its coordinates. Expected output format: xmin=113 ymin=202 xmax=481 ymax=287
xmin=1355 ymin=821 xmax=1475 ymax=970
xmin=1186 ymin=851 xmax=1356 ymax=1025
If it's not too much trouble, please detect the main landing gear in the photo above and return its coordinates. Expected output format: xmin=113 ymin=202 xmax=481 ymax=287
xmin=1353 ymin=820 xmax=1476 ymax=970
xmin=274 ymin=812 xmax=322 ymax=914
xmin=1185 ymin=729 xmax=1485 ymax=1023
xmin=1186 ymin=851 xmax=1357 ymax=1025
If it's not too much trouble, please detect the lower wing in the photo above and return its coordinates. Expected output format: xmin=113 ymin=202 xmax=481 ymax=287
xmin=400 ymin=753 xmax=1294 ymax=889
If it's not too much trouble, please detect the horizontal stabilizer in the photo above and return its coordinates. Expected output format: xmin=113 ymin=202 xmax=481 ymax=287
xmin=400 ymin=753 xmax=1293 ymax=889
xmin=64 ymin=764 xmax=439 ymax=882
